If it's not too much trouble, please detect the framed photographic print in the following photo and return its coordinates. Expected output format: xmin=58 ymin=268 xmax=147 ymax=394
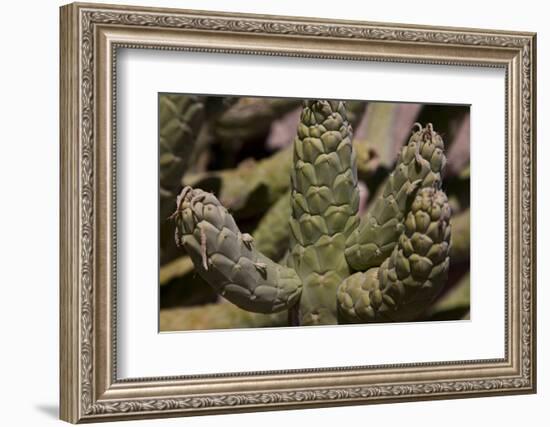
xmin=59 ymin=2 xmax=537 ymax=423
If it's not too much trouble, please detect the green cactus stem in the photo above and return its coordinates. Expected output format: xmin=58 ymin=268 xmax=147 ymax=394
xmin=172 ymin=187 xmax=302 ymax=313
xmin=173 ymin=100 xmax=454 ymax=326
xmin=160 ymin=194 xmax=291 ymax=286
xmin=345 ymin=123 xmax=446 ymax=271
xmin=337 ymin=187 xmax=451 ymax=322
xmin=287 ymin=100 xmax=359 ymax=325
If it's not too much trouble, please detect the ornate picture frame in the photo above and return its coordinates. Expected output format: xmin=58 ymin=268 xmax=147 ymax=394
xmin=60 ymin=2 xmax=536 ymax=423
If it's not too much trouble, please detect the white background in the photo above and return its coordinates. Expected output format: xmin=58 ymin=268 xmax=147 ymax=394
xmin=118 ymin=50 xmax=504 ymax=377
xmin=0 ymin=0 xmax=546 ymax=426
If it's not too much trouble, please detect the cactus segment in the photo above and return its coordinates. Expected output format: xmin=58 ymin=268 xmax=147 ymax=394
xmin=337 ymin=187 xmax=451 ymax=323
xmin=160 ymin=193 xmax=292 ymax=286
xmin=345 ymin=123 xmax=446 ymax=271
xmin=173 ymin=187 xmax=302 ymax=314
xmin=288 ymin=100 xmax=359 ymax=325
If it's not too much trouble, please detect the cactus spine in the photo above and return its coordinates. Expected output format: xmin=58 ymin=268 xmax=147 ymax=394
xmin=173 ymin=100 xmax=451 ymax=326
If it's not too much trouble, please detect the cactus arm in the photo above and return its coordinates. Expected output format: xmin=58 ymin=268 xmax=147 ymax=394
xmin=345 ymin=124 xmax=447 ymax=271
xmin=160 ymin=193 xmax=294 ymax=286
xmin=173 ymin=187 xmax=302 ymax=314
xmin=337 ymin=187 xmax=451 ymax=323
xmin=289 ymin=101 xmax=359 ymax=325
xmin=159 ymin=191 xmax=300 ymax=286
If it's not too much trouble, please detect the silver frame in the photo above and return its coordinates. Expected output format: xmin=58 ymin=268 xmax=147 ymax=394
xmin=60 ymin=2 xmax=536 ymax=423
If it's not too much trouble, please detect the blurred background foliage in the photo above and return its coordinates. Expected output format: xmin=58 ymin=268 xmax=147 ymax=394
xmin=158 ymin=94 xmax=470 ymax=331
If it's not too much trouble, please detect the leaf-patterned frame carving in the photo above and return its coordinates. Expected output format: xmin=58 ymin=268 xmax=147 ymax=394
xmin=60 ymin=2 xmax=536 ymax=423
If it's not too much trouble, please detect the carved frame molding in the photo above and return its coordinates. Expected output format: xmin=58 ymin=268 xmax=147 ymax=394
xmin=60 ymin=2 xmax=536 ymax=423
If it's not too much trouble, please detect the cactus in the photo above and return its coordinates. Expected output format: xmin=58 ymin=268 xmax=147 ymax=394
xmin=337 ymin=187 xmax=451 ymax=322
xmin=172 ymin=100 xmax=452 ymax=326
xmin=159 ymin=194 xmax=291 ymax=287
xmin=345 ymin=122 xmax=446 ymax=270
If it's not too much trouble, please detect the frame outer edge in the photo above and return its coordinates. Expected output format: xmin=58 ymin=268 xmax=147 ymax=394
xmin=60 ymin=3 xmax=80 ymax=424
xmin=59 ymin=2 xmax=537 ymax=422
xmin=529 ymin=33 xmax=537 ymax=393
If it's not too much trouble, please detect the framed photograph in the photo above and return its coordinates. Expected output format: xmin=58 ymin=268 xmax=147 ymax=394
xmin=60 ymin=2 xmax=537 ymax=423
